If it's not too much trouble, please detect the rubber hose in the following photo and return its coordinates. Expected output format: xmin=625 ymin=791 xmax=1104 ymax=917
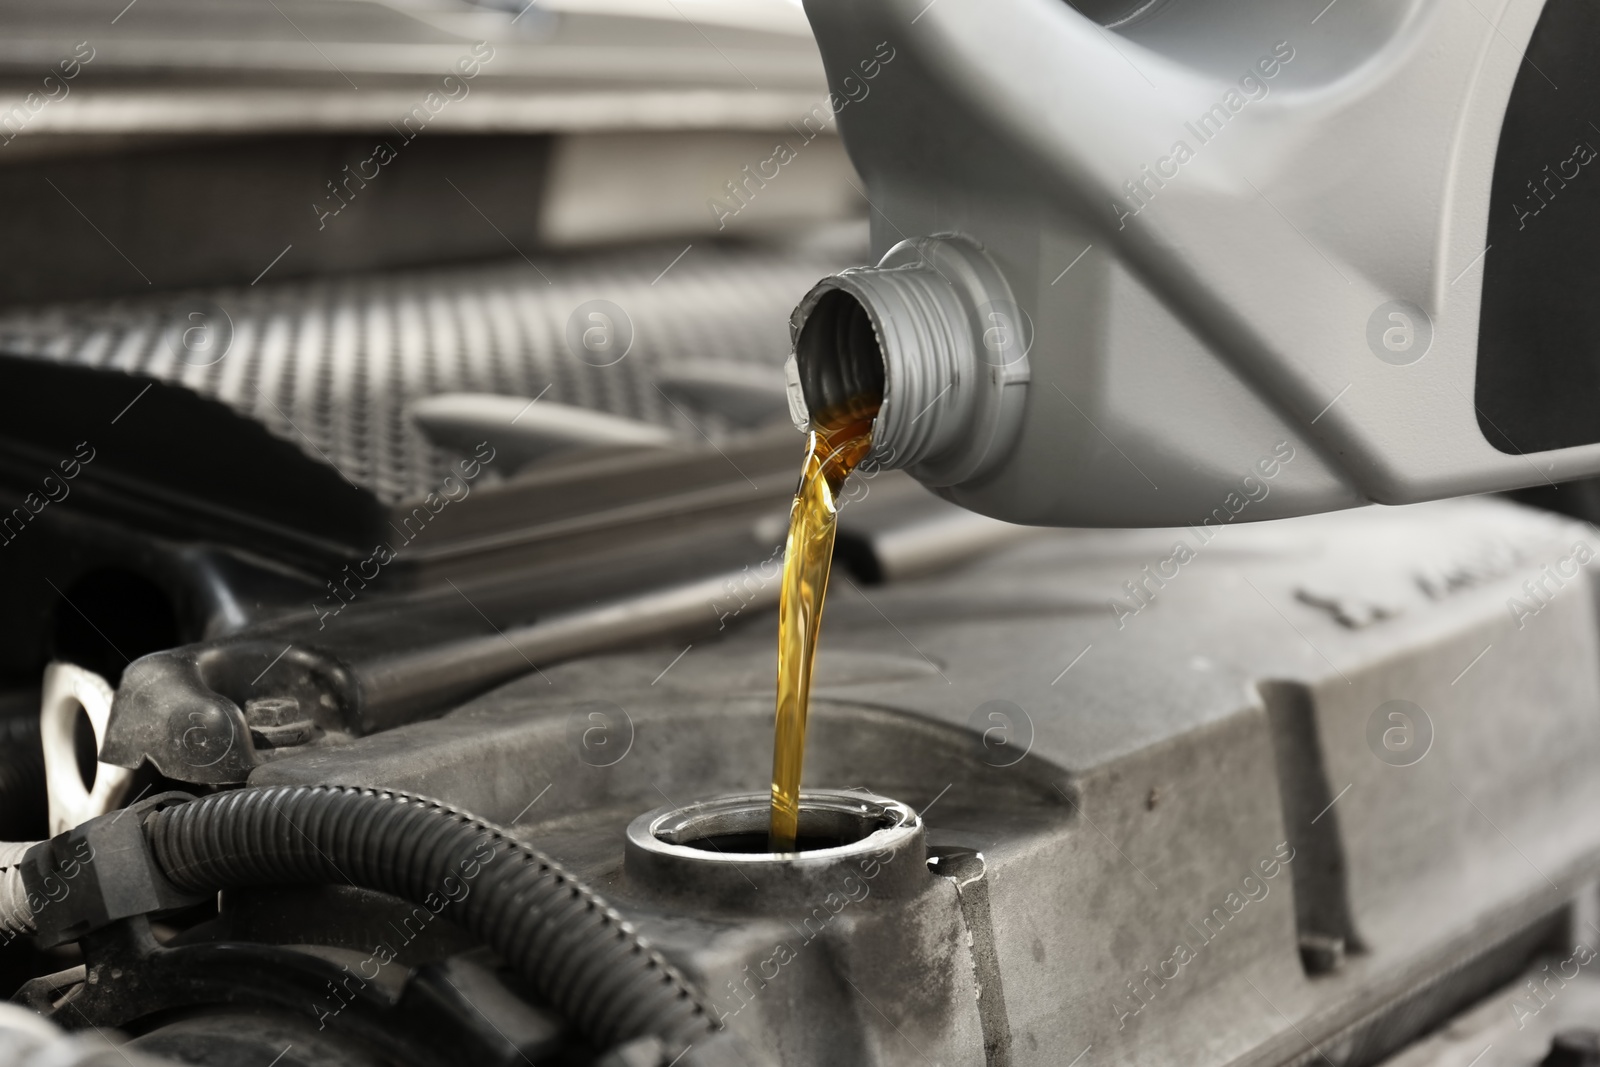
xmin=0 ymin=713 xmax=46 ymax=841
xmin=143 ymin=785 xmax=716 ymax=1054
xmin=0 ymin=841 xmax=37 ymax=935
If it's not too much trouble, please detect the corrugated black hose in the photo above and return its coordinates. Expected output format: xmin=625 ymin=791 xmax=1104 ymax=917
xmin=0 ymin=710 xmax=46 ymax=841
xmin=141 ymin=785 xmax=718 ymax=1057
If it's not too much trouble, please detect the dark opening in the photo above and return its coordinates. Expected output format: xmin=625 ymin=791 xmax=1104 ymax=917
xmin=52 ymin=569 xmax=180 ymax=682
xmin=684 ymin=830 xmax=864 ymax=854
xmin=669 ymin=807 xmax=895 ymax=854
xmin=795 ymin=288 xmax=885 ymax=422
xmin=72 ymin=703 xmax=98 ymax=792
xmin=1475 ymin=0 xmax=1600 ymax=454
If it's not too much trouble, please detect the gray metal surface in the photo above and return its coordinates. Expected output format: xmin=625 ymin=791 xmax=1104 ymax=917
xmin=1379 ymin=945 xmax=1600 ymax=1066
xmin=250 ymin=495 xmax=1600 ymax=1065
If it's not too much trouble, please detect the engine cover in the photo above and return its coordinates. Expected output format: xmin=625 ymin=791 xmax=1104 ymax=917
xmin=232 ymin=496 xmax=1600 ymax=1066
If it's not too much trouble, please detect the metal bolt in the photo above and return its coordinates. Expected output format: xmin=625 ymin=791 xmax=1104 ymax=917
xmin=243 ymin=697 xmax=318 ymax=748
xmin=244 ymin=696 xmax=301 ymax=727
xmin=1298 ymin=934 xmax=1345 ymax=975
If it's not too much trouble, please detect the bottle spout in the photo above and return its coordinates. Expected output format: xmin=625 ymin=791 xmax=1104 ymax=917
xmin=786 ymin=234 xmax=1031 ymax=489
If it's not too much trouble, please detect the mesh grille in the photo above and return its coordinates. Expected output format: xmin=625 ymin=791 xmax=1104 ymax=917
xmin=0 ymin=241 xmax=852 ymax=502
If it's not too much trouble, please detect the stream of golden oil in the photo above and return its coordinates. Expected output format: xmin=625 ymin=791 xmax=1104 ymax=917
xmin=768 ymin=396 xmax=880 ymax=852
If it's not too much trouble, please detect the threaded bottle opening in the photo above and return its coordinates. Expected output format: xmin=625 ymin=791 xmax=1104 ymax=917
xmin=789 ymin=265 xmax=969 ymax=473
xmin=787 ymin=235 xmax=1030 ymax=487
xmin=793 ymin=288 xmax=886 ymax=421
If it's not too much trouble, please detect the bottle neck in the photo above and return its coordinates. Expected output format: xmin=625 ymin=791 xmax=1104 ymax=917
xmin=786 ymin=235 xmax=1031 ymax=488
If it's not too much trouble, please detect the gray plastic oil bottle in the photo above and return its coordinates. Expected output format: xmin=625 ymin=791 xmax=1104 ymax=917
xmin=787 ymin=0 xmax=1600 ymax=527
